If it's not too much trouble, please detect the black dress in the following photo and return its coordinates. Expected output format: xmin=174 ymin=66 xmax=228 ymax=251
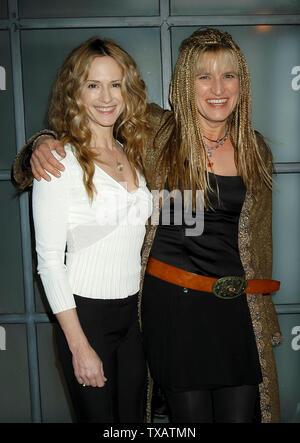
xmin=141 ymin=173 xmax=262 ymax=393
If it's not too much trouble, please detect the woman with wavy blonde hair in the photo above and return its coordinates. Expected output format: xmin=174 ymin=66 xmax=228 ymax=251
xmin=47 ymin=37 xmax=149 ymax=200
xmin=29 ymin=37 xmax=153 ymax=423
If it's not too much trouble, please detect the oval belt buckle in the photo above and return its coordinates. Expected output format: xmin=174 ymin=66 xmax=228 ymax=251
xmin=212 ymin=276 xmax=247 ymax=300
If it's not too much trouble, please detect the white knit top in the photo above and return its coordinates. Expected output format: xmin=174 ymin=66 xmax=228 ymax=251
xmin=32 ymin=144 xmax=153 ymax=314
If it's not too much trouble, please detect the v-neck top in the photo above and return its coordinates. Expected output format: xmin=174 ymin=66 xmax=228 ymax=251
xmin=32 ymin=144 xmax=153 ymax=313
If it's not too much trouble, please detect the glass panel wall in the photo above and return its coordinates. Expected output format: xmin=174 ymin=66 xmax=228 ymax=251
xmin=0 ymin=182 xmax=24 ymax=314
xmin=0 ymin=324 xmax=31 ymax=422
xmin=37 ymin=323 xmax=73 ymax=422
xmin=274 ymin=314 xmax=300 ymax=423
xmin=273 ymin=173 xmax=300 ymax=305
xmin=0 ymin=30 xmax=16 ymax=170
xmin=171 ymin=0 xmax=300 ymax=16
xmin=0 ymin=0 xmax=8 ymax=19
xmin=19 ymin=0 xmax=160 ymax=18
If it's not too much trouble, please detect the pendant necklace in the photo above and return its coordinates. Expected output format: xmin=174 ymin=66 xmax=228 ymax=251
xmin=203 ymin=130 xmax=229 ymax=167
xmin=114 ymin=140 xmax=124 ymax=171
xmin=92 ymin=140 xmax=124 ymax=171
xmin=116 ymin=158 xmax=124 ymax=171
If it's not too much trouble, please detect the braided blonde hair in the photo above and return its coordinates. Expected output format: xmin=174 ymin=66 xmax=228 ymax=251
xmin=157 ymin=28 xmax=272 ymax=206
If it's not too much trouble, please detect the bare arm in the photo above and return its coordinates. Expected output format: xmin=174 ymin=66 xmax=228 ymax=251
xmin=56 ymin=309 xmax=107 ymax=387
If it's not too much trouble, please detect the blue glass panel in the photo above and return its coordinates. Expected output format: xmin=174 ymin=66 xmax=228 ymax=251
xmin=21 ymin=28 xmax=162 ymax=138
xmin=274 ymin=314 xmax=300 ymax=423
xmin=19 ymin=0 xmax=159 ymax=18
xmin=272 ymin=173 xmax=300 ymax=305
xmin=37 ymin=323 xmax=73 ymax=422
xmin=0 ymin=324 xmax=31 ymax=422
xmin=171 ymin=0 xmax=300 ymax=15
xmin=0 ymin=0 xmax=8 ymax=18
xmin=34 ymin=278 xmax=51 ymax=314
xmin=0 ymin=30 xmax=16 ymax=169
xmin=171 ymin=25 xmax=300 ymax=163
xmin=0 ymin=181 xmax=25 ymax=314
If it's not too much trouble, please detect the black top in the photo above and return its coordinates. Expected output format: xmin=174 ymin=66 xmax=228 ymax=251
xmin=150 ymin=173 xmax=246 ymax=278
xmin=143 ymin=173 xmax=262 ymax=389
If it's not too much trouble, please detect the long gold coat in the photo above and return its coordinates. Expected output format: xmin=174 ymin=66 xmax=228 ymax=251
xmin=13 ymin=103 xmax=281 ymax=423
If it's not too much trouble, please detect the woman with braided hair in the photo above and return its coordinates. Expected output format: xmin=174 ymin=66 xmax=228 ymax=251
xmin=140 ymin=28 xmax=281 ymax=423
xmin=13 ymin=28 xmax=281 ymax=423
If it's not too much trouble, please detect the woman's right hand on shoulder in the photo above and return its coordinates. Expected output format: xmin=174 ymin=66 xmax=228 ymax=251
xmin=31 ymin=137 xmax=66 ymax=182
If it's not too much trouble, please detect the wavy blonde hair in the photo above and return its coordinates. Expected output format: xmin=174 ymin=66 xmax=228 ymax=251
xmin=47 ymin=37 xmax=149 ymax=200
xmin=156 ymin=28 xmax=273 ymax=206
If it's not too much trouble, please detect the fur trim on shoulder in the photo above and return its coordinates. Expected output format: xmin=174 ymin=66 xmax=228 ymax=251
xmin=13 ymin=129 xmax=57 ymax=191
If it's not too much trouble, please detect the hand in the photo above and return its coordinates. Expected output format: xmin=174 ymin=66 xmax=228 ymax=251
xmin=72 ymin=342 xmax=108 ymax=388
xmin=31 ymin=137 xmax=66 ymax=182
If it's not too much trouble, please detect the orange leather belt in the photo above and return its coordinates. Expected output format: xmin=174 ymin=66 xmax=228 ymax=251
xmin=146 ymin=258 xmax=280 ymax=300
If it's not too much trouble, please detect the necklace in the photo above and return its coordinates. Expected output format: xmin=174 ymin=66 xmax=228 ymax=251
xmin=203 ymin=130 xmax=229 ymax=168
xmin=203 ymin=130 xmax=228 ymax=144
xmin=115 ymin=140 xmax=124 ymax=171
xmin=91 ymin=140 xmax=124 ymax=171
xmin=116 ymin=157 xmax=124 ymax=171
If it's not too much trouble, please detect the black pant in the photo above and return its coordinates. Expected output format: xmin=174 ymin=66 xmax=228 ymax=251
xmin=55 ymin=293 xmax=146 ymax=423
xmin=165 ymin=385 xmax=258 ymax=423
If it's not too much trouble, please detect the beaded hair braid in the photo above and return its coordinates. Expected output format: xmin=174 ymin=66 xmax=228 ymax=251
xmin=157 ymin=28 xmax=273 ymax=205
